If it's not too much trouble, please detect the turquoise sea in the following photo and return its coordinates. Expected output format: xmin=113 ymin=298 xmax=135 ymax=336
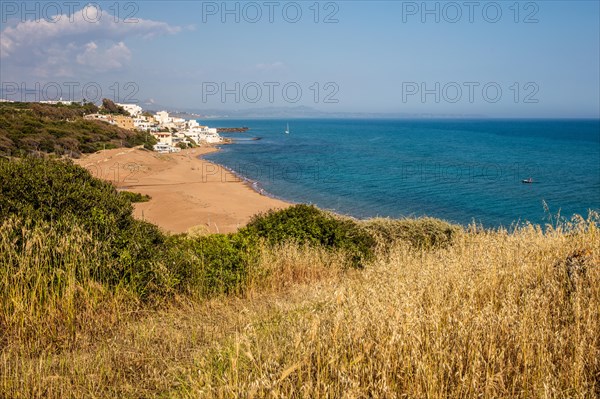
xmin=202 ymin=119 xmax=600 ymax=228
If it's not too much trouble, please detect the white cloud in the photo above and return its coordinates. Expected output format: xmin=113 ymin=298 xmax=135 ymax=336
xmin=0 ymin=4 xmax=180 ymax=76
xmin=76 ymin=41 xmax=132 ymax=71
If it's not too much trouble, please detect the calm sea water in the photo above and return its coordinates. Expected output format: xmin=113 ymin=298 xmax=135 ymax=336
xmin=203 ymin=119 xmax=600 ymax=228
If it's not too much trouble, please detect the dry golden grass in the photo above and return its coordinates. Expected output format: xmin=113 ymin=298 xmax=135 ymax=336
xmin=0 ymin=218 xmax=136 ymax=354
xmin=1 ymin=215 xmax=599 ymax=398
xmin=187 ymin=224 xmax=212 ymax=238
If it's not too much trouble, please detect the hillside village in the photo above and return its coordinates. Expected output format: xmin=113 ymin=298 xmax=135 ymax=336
xmin=0 ymin=97 xmax=224 ymax=153
xmin=82 ymin=102 xmax=224 ymax=153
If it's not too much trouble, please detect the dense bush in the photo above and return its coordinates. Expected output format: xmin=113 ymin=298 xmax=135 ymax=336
xmin=0 ymin=157 xmax=173 ymax=298
xmin=187 ymin=233 xmax=261 ymax=296
xmin=0 ymin=157 xmax=132 ymax=234
xmin=111 ymin=219 xmax=176 ymax=296
xmin=119 ymin=190 xmax=151 ymax=203
xmin=240 ymin=205 xmax=375 ymax=267
xmin=362 ymin=217 xmax=462 ymax=250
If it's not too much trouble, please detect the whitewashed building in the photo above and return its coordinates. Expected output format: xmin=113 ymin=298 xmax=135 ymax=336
xmin=116 ymin=103 xmax=143 ymax=117
xmin=182 ymin=126 xmax=222 ymax=144
xmin=133 ymin=115 xmax=155 ymax=131
xmin=172 ymin=132 xmax=191 ymax=146
xmin=186 ymin=119 xmax=200 ymax=129
xmin=40 ymin=98 xmax=73 ymax=105
xmin=153 ymin=143 xmax=180 ymax=153
xmin=154 ymin=111 xmax=171 ymax=125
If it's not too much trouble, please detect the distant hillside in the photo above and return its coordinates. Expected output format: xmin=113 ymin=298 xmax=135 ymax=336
xmin=0 ymin=102 xmax=154 ymax=157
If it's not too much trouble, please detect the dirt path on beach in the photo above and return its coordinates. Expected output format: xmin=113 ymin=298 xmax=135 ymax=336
xmin=75 ymin=147 xmax=290 ymax=234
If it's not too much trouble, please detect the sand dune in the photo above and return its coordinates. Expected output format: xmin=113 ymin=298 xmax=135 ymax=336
xmin=75 ymin=147 xmax=290 ymax=234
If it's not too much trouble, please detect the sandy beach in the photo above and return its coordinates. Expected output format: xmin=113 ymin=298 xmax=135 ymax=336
xmin=75 ymin=147 xmax=290 ymax=234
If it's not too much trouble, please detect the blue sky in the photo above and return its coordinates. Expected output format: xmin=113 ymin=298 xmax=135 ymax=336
xmin=1 ymin=1 xmax=599 ymax=117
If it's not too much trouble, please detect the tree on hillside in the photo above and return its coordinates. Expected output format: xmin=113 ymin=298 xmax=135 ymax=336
xmin=101 ymin=99 xmax=130 ymax=116
xmin=82 ymin=100 xmax=99 ymax=114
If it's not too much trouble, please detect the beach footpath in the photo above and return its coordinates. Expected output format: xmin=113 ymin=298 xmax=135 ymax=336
xmin=75 ymin=147 xmax=290 ymax=234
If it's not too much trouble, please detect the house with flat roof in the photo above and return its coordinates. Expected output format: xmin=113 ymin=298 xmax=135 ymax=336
xmin=152 ymin=131 xmax=173 ymax=145
xmin=153 ymin=143 xmax=180 ymax=153
xmin=116 ymin=103 xmax=143 ymax=117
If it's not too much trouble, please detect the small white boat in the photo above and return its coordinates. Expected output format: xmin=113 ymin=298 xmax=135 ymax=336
xmin=284 ymin=123 xmax=290 ymax=134
xmin=522 ymin=177 xmax=534 ymax=184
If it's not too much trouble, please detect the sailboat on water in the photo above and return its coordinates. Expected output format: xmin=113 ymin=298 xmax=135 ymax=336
xmin=285 ymin=123 xmax=290 ymax=134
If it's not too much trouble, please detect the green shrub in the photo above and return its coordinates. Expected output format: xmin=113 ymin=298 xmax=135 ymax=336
xmin=240 ymin=205 xmax=375 ymax=267
xmin=0 ymin=156 xmax=132 ymax=237
xmin=116 ymin=224 xmax=171 ymax=298
xmin=0 ymin=157 xmax=173 ymax=299
xmin=362 ymin=217 xmax=462 ymax=250
xmin=184 ymin=233 xmax=261 ymax=297
xmin=143 ymin=142 xmax=155 ymax=151
xmin=119 ymin=190 xmax=151 ymax=203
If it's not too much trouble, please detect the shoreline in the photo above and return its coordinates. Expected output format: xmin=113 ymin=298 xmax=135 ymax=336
xmin=203 ymin=151 xmax=298 ymax=206
xmin=75 ymin=146 xmax=291 ymax=234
